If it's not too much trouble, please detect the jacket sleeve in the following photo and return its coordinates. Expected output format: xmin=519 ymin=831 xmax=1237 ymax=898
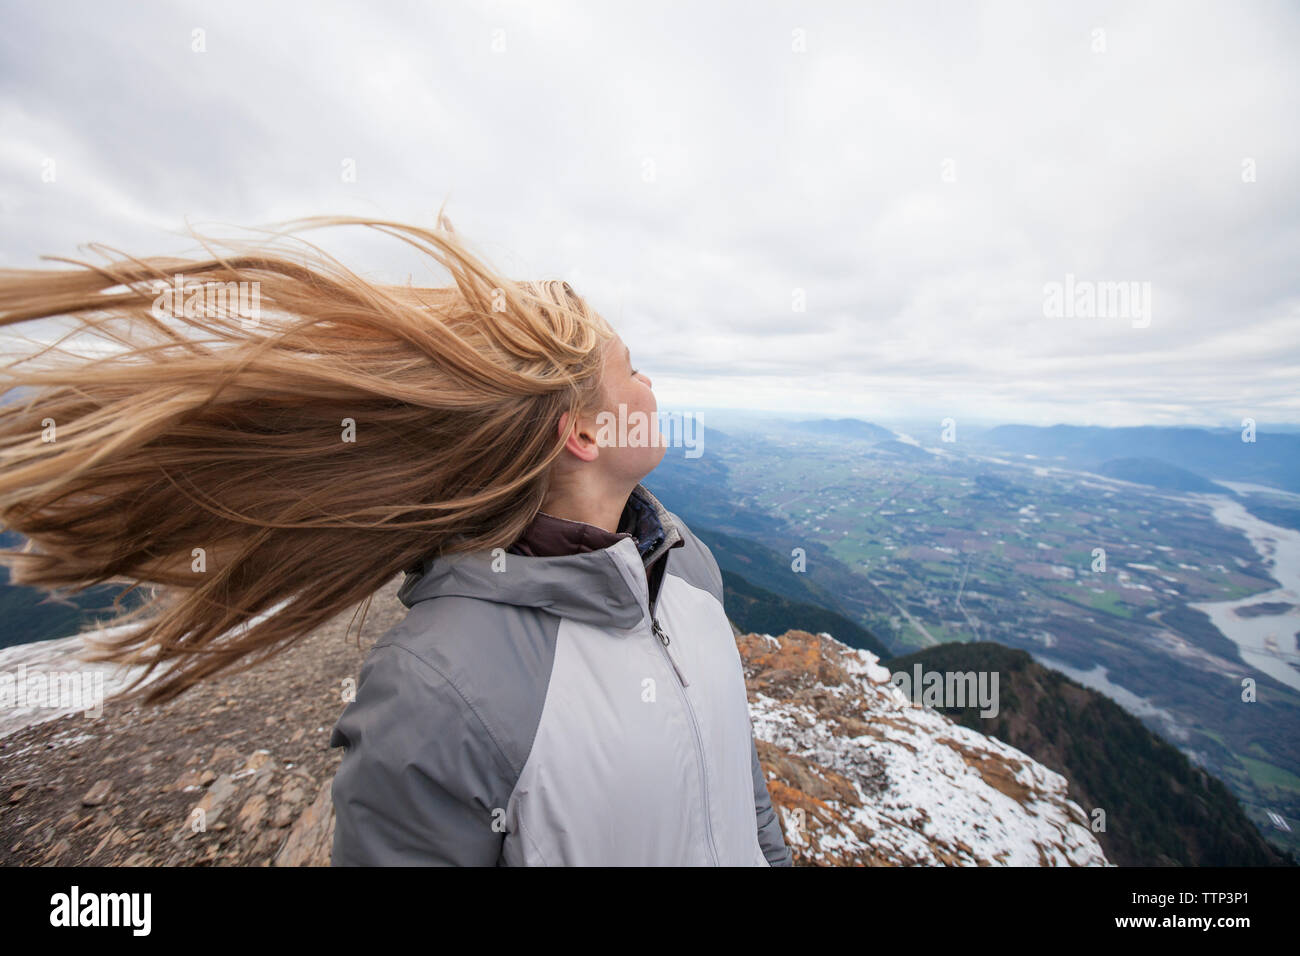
xmin=328 ymin=641 xmax=515 ymax=866
xmin=749 ymin=724 xmax=794 ymax=866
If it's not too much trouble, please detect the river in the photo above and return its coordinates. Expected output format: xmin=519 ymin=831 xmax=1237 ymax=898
xmin=1186 ymin=490 xmax=1300 ymax=692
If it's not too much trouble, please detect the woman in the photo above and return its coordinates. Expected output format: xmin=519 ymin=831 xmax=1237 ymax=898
xmin=0 ymin=213 xmax=792 ymax=866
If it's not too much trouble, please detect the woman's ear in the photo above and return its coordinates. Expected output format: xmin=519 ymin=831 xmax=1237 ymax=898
xmin=556 ymin=409 xmax=601 ymax=463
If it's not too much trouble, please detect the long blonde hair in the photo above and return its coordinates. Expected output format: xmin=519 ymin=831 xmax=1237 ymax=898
xmin=0 ymin=211 xmax=616 ymax=704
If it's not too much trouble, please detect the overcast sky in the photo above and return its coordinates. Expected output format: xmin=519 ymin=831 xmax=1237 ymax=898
xmin=1 ymin=0 xmax=1296 ymax=429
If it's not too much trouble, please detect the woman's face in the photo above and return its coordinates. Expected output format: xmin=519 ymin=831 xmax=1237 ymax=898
xmin=595 ymin=333 xmax=666 ymax=481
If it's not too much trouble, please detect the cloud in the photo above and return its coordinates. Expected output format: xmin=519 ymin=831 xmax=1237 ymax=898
xmin=1 ymin=0 xmax=1296 ymax=426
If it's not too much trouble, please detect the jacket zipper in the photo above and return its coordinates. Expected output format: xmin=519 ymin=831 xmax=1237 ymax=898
xmin=651 ymin=616 xmax=688 ymax=687
xmin=650 ymin=612 xmax=721 ymax=866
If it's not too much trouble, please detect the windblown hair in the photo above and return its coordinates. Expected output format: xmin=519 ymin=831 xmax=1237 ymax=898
xmin=0 ymin=212 xmax=616 ymax=704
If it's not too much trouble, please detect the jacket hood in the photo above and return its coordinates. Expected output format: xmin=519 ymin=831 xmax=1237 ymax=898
xmin=395 ymin=482 xmax=684 ymax=629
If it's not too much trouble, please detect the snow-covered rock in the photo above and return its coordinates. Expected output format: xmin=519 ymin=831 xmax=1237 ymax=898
xmin=739 ymin=629 xmax=1111 ymax=866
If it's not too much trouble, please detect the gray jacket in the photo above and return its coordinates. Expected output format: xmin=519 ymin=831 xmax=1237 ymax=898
xmin=328 ymin=482 xmax=793 ymax=866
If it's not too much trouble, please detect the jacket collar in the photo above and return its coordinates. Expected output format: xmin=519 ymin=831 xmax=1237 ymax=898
xmin=506 ymin=481 xmax=667 ymax=559
xmin=396 ymin=482 xmax=684 ymax=628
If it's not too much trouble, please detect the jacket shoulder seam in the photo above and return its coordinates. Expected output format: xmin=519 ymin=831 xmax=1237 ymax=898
xmin=664 ymin=514 xmax=724 ymax=595
xmin=373 ymin=639 xmax=520 ymax=778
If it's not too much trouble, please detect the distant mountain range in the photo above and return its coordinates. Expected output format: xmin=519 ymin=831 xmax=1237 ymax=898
xmin=757 ymin=415 xmax=1298 ymax=499
xmin=979 ymin=423 xmax=1300 ymax=494
xmin=871 ymin=439 xmax=933 ymax=461
xmin=724 ymin=416 xmax=1299 ymax=495
xmin=791 ymin=418 xmax=897 ymax=442
xmin=1094 ymin=457 xmax=1229 ymax=493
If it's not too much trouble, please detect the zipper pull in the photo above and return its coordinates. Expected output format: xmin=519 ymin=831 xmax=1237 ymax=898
xmin=652 ymin=617 xmax=670 ymax=646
